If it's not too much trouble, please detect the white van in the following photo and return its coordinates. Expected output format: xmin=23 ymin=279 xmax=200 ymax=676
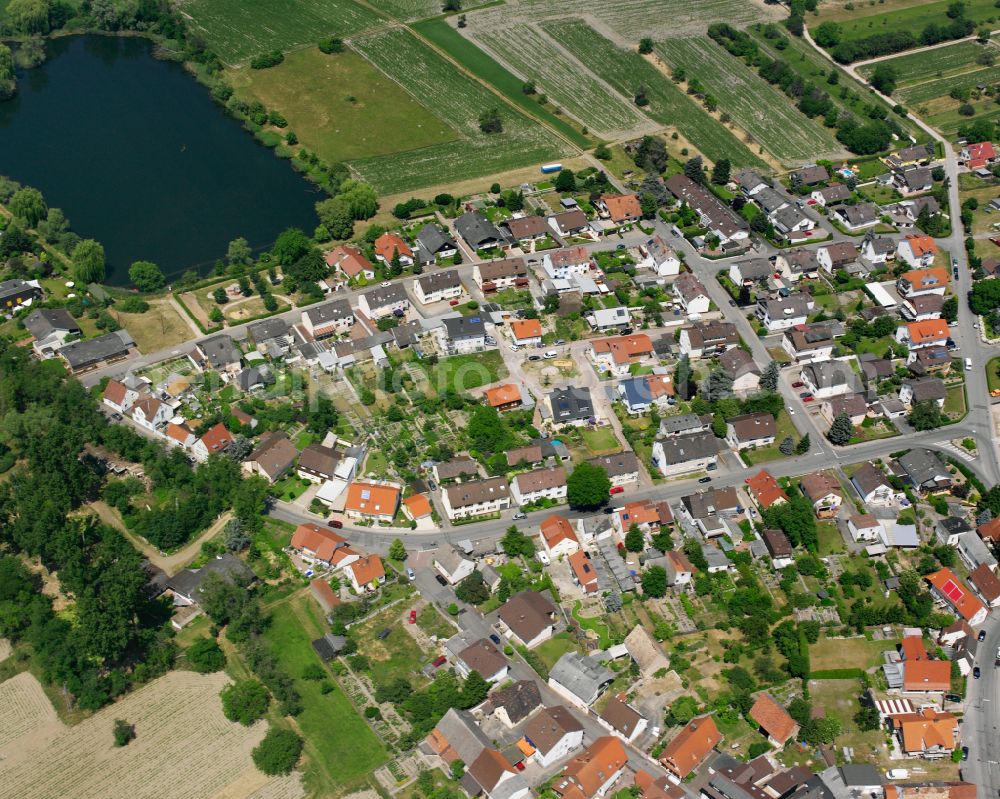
xmin=886 ymin=770 xmax=909 ymax=781
xmin=543 ymin=350 xmax=557 ymax=359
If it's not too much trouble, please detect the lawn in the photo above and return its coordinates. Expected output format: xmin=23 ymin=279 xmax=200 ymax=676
xmin=987 ymin=356 xmax=1000 ymax=392
xmin=182 ymin=0 xmax=382 ymax=64
xmin=354 ymin=607 xmax=429 ymax=689
xmin=581 ymin=426 xmax=621 ymax=455
xmin=741 ymin=410 xmax=797 ymax=465
xmin=806 ymin=678 xmax=884 ymax=762
xmin=262 ymin=597 xmax=388 ymax=794
xmin=857 ymin=38 xmax=998 ymax=86
xmin=416 ymin=605 xmax=457 ymax=640
xmin=422 ymin=350 xmax=508 ymax=393
xmin=226 ymin=48 xmax=458 ymax=164
xmin=532 ymin=631 xmax=577 ymax=671
xmin=543 ymin=19 xmax=767 ymax=168
xmin=349 ymin=28 xmax=566 ymax=194
xmin=809 ymin=635 xmax=898 ymax=671
xmin=115 ymin=299 xmax=193 ymax=353
xmin=656 ymin=38 xmax=843 ymax=164
xmin=572 ymin=601 xmax=612 ymax=648
xmin=816 ymin=521 xmax=845 ymax=556
xmin=944 ymin=383 xmax=968 ymax=419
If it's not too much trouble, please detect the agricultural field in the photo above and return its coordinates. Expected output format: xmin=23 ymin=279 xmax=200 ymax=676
xmin=179 ymin=0 xmax=382 ymax=65
xmin=226 ymin=48 xmax=459 ymax=164
xmin=813 ymin=0 xmax=1000 ymax=44
xmin=0 ymin=670 xmax=305 ymax=799
xmin=542 ymin=20 xmax=767 ymax=168
xmin=475 ymin=24 xmax=650 ymax=140
xmin=0 ymin=672 xmax=60 ymax=751
xmin=348 ymin=28 xmax=566 ymax=194
xmin=655 ymin=38 xmax=844 ymax=164
xmin=857 ymin=38 xmax=995 ymax=84
xmin=363 ymin=0 xmax=494 ymax=21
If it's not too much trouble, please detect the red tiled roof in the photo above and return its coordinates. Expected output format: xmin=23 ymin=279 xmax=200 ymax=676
xmin=374 ymin=233 xmax=413 ymax=262
xmin=659 ymin=715 xmax=721 ymax=778
xmin=745 ymin=470 xmax=788 ymax=509
xmin=749 ymin=693 xmax=798 ymax=744
xmin=198 ymin=422 xmax=233 ymax=454
xmin=926 ymin=568 xmax=986 ymax=622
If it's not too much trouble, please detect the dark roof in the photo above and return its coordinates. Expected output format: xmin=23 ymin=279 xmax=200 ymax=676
xmin=312 ymin=633 xmax=347 ymax=660
xmin=793 ymin=165 xmax=829 ymax=185
xmin=60 ymin=330 xmax=135 ymax=369
xmin=196 ymin=334 xmax=241 ymax=369
xmin=443 ymin=315 xmax=485 ymax=340
xmin=362 ymin=282 xmax=408 ymax=309
xmin=23 ymin=308 xmax=80 ymax=338
xmin=549 ymin=386 xmax=594 ymax=423
xmin=896 ymin=448 xmax=949 ymax=489
xmin=417 ymin=269 xmax=461 ymax=294
xmin=247 ymin=317 xmax=290 ymax=343
xmin=305 ymin=299 xmax=353 ymax=325
xmin=456 ymin=212 xmax=505 ymax=249
xmin=489 ymin=680 xmax=542 ymax=724
xmin=498 ymin=591 xmax=556 ymax=643
xmin=588 ymin=451 xmax=640 ymax=478
xmin=655 ymin=432 xmax=718 ymax=465
xmin=0 ymin=278 xmax=41 ymax=302
xmin=762 ymin=528 xmax=793 ymax=558
xmin=417 ymin=223 xmax=456 ymax=255
xmin=167 ymin=554 xmax=255 ymax=602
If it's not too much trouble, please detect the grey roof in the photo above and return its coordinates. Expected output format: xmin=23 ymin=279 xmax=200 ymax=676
xmin=659 ymin=413 xmax=706 ymax=435
xmin=60 ymin=330 xmax=135 ymax=369
xmin=864 ymin=236 xmax=896 ymax=255
xmin=851 ymin=462 xmax=891 ymax=497
xmin=735 ymin=258 xmax=772 ymax=281
xmin=417 ymin=223 xmax=456 ymax=255
xmin=362 ymin=282 xmax=408 ymax=310
xmin=418 ymin=269 xmax=461 ymax=294
xmin=803 ymin=361 xmax=850 ymax=390
xmin=718 ymin=347 xmax=759 ymax=378
xmin=548 ymin=651 xmax=614 ymax=701
xmin=754 ymin=187 xmax=787 ymax=214
xmin=771 ymin=205 xmax=809 ymax=232
xmin=817 ymin=184 xmax=851 ymax=203
xmin=702 ymin=543 xmax=730 ymax=569
xmin=896 ymin=447 xmax=949 ymax=489
xmin=435 ymin=708 xmax=492 ymax=765
xmin=23 ymin=308 xmax=79 ymax=338
xmin=655 ymin=431 xmax=718 ymax=465
xmin=0 ymin=278 xmax=41 ymax=302
xmin=247 ymin=317 xmax=290 ymax=343
xmin=903 ymin=376 xmax=946 ymax=402
xmin=236 ymin=363 xmax=274 ymax=391
xmin=443 ymin=314 xmax=485 ymax=340
xmin=737 ymin=169 xmax=767 ymax=192
xmin=549 ymin=386 xmax=594 ymax=423
xmin=665 ymin=175 xmax=747 ymax=239
xmin=838 ymin=203 xmax=878 ymax=226
xmin=794 ymin=165 xmax=829 ymax=185
xmin=305 ymin=298 xmax=353 ymax=326
xmin=901 ymin=166 xmax=932 ymax=190
xmin=588 ymin=451 xmax=640 ymax=478
xmin=167 ymin=554 xmax=255 ymax=602
xmin=783 ymin=248 xmax=821 ymax=272
xmin=455 ymin=212 xmax=506 ymax=249
xmin=435 ymin=457 xmax=480 ymax=481
xmin=837 ymin=763 xmax=881 ymax=789
xmin=489 ymin=680 xmax=542 ymax=724
xmin=311 ymin=633 xmax=347 ymax=660
xmin=759 ymin=294 xmax=811 ymax=318
xmin=196 ymin=334 xmax=241 ymax=369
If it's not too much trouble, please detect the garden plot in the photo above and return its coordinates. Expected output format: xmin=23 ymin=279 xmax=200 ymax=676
xmin=543 ymin=19 xmax=767 ymax=168
xmin=899 ymin=63 xmax=1000 ymax=106
xmin=0 ymin=670 xmax=302 ymax=799
xmin=348 ymin=28 xmax=565 ymax=194
xmin=857 ymin=38 xmax=998 ymax=85
xmin=475 ymin=24 xmax=649 ymax=140
xmin=179 ymin=0 xmax=381 ymax=64
xmin=656 ymin=38 xmax=843 ymax=164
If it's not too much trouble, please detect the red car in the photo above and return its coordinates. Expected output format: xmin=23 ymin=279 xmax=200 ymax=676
xmin=791 ymin=381 xmax=804 ymax=388
xmin=609 ymin=486 xmax=624 ymax=495
xmin=327 ymin=519 xmax=343 ymax=529
xmin=803 ymin=395 xmax=815 ymax=403
xmin=432 ymin=655 xmax=446 ymax=667
xmin=409 ymin=609 xmax=417 ymax=624
xmin=449 ymin=299 xmax=459 ymax=306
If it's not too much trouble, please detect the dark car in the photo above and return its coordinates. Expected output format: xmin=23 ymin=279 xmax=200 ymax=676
xmin=980 ymin=630 xmax=988 ymax=642
xmin=528 ymin=355 xmax=541 ymax=361
xmin=945 ymin=693 xmax=963 ymax=703
xmin=377 ymin=628 xmax=391 ymax=640
xmin=434 ymin=574 xmax=448 ymax=586
xmin=328 ymin=519 xmax=343 ymax=529
xmin=729 ymin=299 xmax=737 ymax=307
xmin=791 ymin=381 xmax=804 ymax=388
xmin=698 ymin=476 xmax=712 ymax=484
xmin=974 ymin=666 xmax=981 ymax=679
xmin=602 ymin=506 xmax=615 ymax=514
xmin=962 ymin=746 xmax=969 ymax=761
xmin=489 ymin=633 xmax=502 ymax=645
xmin=799 ymin=392 xmax=811 ymax=399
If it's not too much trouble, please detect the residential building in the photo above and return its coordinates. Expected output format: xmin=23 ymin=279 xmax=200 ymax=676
xmin=416 ymin=224 xmax=458 ymax=262
xmin=897 ymin=234 xmax=939 ymax=268
xmin=614 ymin=499 xmax=672 ymax=536
xmin=165 ymin=422 xmax=197 ymax=450
xmin=548 ymin=386 xmax=595 ymax=426
xmin=749 ymin=693 xmax=799 ymax=746
xmin=588 ymin=452 xmax=641 ymax=487
xmin=718 ymin=348 xmax=761 ymax=397
xmin=848 ymin=514 xmax=882 ymax=542
xmin=898 ymin=267 xmax=949 ymax=299
xmin=820 ymin=393 xmax=868 ymax=427
xmin=586 ymin=306 xmax=631 ymax=333
xmin=301 ymin=299 xmax=354 ymax=339
xmin=188 ymin=334 xmax=241 ymax=375
xmin=737 ymin=169 xmax=769 ymax=196
xmin=969 ymin=563 xmax=1000 ymax=607
xmin=60 ymin=329 xmax=135 ymax=372
xmin=544 ymin=246 xmax=592 ymax=280
xmin=510 ymin=318 xmax=543 ymax=347
xmin=651 ymin=432 xmax=718 ymax=477
xmin=639 ymin=235 xmax=681 ymax=277
xmin=522 ymin=705 xmax=585 ymax=767
xmin=484 ymin=383 xmax=523 ymax=412
xmin=745 ymin=469 xmax=788 ymax=510
xmin=243 ymin=431 xmax=297 ymax=483
xmin=548 ymin=651 xmax=615 ymax=709
xmin=900 ymin=377 xmax=946 ymax=409
xmin=961 ymin=140 xmax=997 ymax=164
xmin=901 ymin=294 xmax=944 ymax=323
xmin=616 ymin=374 xmax=675 ymax=415
xmin=540 ymin=514 xmax=581 ymax=559
xmin=434 ymin=457 xmax=480 ymax=484
xmin=475 ymin=258 xmax=529 ymax=292
xmin=490 ymin=681 xmax=542 ymax=728
xmin=130 ymin=395 xmax=170 ymax=432
xmin=452 ymin=637 xmax=508 ymax=683
xmin=893 ymin=166 xmax=933 ymax=195
xmin=549 ymin=209 xmax=591 ymax=238
xmin=851 ymin=462 xmax=895 ymax=506
xmin=497 ymin=591 xmax=557 ymax=648
xmin=191 ymin=422 xmax=234 ymax=462
xmin=467 ymin=749 xmax=530 ymax=799
xmin=833 ymin=203 xmax=879 ymax=231
xmin=799 ymin=471 xmax=843 ymax=518
xmin=598 ymin=696 xmax=648 ymax=744
xmin=598 ymin=193 xmax=642 ymax=225
xmin=775 ymin=248 xmax=821 ymax=282
xmin=402 ymin=493 xmax=432 ymax=522
xmin=890 ymin=708 xmax=958 ymax=758
xmin=861 ymin=236 xmax=897 ymax=265
xmin=0 ymin=277 xmax=41 ymax=311
xmin=659 ymin=414 xmax=709 ymax=438
xmin=792 ymin=164 xmax=829 ymax=185
xmin=756 ymin=294 xmax=813 ymax=332
xmin=426 ymin=708 xmax=492 ymax=765
xmin=665 ymin=551 xmax=695 ymax=587
xmin=358 ymin=283 xmax=409 ymax=320
xmin=103 ymin=377 xmax=142 ymax=414
xmin=894 ymin=448 xmax=951 ymax=492
xmin=659 ymin=715 xmax=722 ymax=778
xmin=783 ymin=323 xmax=835 ymax=363
xmin=504 ymin=214 xmax=551 ymax=245
xmin=442 ymin=477 xmax=511 ymax=520
xmin=552 ymin=737 xmax=628 ymax=799
xmin=434 ymin=546 xmax=476 ymax=585
xmin=762 ymin=529 xmax=794 ymax=569
xmin=817 ymin=241 xmax=859 ymax=272
xmin=442 ymin=315 xmax=486 ymax=354
xmin=730 ymin=258 xmax=772 ymax=285
xmin=297 ymin=443 xmax=343 ymax=483
xmin=569 ymin=550 xmax=599 ymax=593
xmin=589 ymin=334 xmax=654 ymax=377
xmin=326 ymin=244 xmax=375 ymax=281
xmin=347 ymin=554 xmax=386 ymax=593
xmin=290 ymin=523 xmax=348 ymax=566
xmin=456 ymin=212 xmax=506 ymax=251
xmin=811 ymin=184 xmax=851 ymax=207
xmin=956 ymin=531 xmax=997 ymax=573
xmin=679 ymin=321 xmax=739 ymax=357
xmin=344 ymin=482 xmax=400 ymax=523
xmin=511 ymin=466 xmax=567 ymax=506
xmin=926 ymin=568 xmax=988 ymax=626
xmin=414 ymin=269 xmax=462 ymax=304
xmin=23 ymin=308 xmax=80 ymax=356
xmin=800 ymin=361 xmax=853 ymax=399
xmin=665 ymin=175 xmax=749 ymax=247
xmin=373 ymin=232 xmax=414 ymax=266
xmin=725 ymin=412 xmax=776 ymax=451
xmin=673 ymin=272 xmax=711 ymax=314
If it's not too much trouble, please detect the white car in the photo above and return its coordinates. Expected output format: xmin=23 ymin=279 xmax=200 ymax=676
xmin=966 ymin=358 xmax=973 ymax=371
xmin=543 ymin=350 xmax=558 ymax=359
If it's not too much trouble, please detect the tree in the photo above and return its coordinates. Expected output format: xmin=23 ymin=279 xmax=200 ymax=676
xmin=642 ymin=565 xmax=668 ymax=598
xmin=625 ymin=524 xmax=645 ymax=552
xmin=501 ymin=526 xmax=535 ymax=558
xmin=0 ymin=44 xmax=13 ymax=101
xmin=711 ymin=158 xmax=731 ymax=186
xmin=554 ymin=169 xmax=576 ymax=192
xmin=252 ymin=728 xmax=303 ymax=775
xmin=827 ymin=413 xmax=854 ymax=445
xmin=6 ymin=0 xmax=50 ymax=34
xmin=795 ymin=433 xmax=810 ymax=455
xmin=633 ymin=136 xmax=668 ymax=173
xmin=227 ymin=237 xmax=253 ymax=266
xmin=683 ymin=156 xmax=705 ymax=184
xmin=389 ymin=538 xmax=407 ymax=562
xmin=128 ymin=260 xmax=165 ymax=292
xmin=567 ymin=462 xmax=612 ymax=510
xmin=461 ymin=670 xmax=489 ymax=706
xmin=712 ymin=412 xmax=728 ymax=438
xmin=674 ymin=354 xmax=694 ymax=400
xmin=594 ymin=143 xmax=611 ymax=160
xmin=272 ymin=227 xmax=311 ymax=265
xmin=909 ymin=400 xmax=945 ymax=430
xmin=638 ymin=37 xmax=654 ymax=54
xmin=9 ymin=187 xmax=46 ymax=227
xmin=705 ymin=368 xmax=733 ymax=402
xmin=187 ymin=637 xmax=226 ymax=673
xmin=72 ymin=239 xmax=106 ymax=284
xmin=455 ymin=571 xmax=490 ymax=604
xmin=113 ymin=719 xmax=135 ymax=747
xmin=442 ymin=0 xmax=461 ymax=10
xmin=478 ymin=108 xmax=503 ymax=134
xmin=318 ymin=37 xmax=345 ymax=54
xmin=450 ymin=760 xmax=466 ymax=780
xmin=760 ymin=361 xmax=779 ymax=392
xmin=221 ymin=679 xmax=270 ymax=725
xmin=870 ymin=64 xmax=899 ymax=95
xmin=213 ymin=287 xmax=228 ymax=304
xmin=941 ymin=296 xmax=958 ymax=324
xmin=779 ymin=436 xmax=794 ymax=455
xmin=223 ymin=518 xmax=251 ymax=552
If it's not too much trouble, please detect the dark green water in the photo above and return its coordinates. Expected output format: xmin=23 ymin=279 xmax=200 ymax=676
xmin=0 ymin=35 xmax=320 ymax=285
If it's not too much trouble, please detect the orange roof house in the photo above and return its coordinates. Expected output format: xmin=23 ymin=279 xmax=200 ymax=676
xmin=745 ymin=470 xmax=789 ymax=509
xmin=348 ymin=554 xmax=386 ymax=591
xmin=374 ymin=232 xmax=413 ymax=263
xmin=402 ymin=493 xmax=433 ymax=520
xmin=291 ymin=523 xmax=347 ymax=564
xmin=966 ymin=141 xmax=996 ymax=161
xmin=590 ymin=334 xmax=654 ymax=365
xmin=344 ymin=482 xmax=401 ymax=521
xmin=540 ymin=514 xmax=579 ymax=552
xmin=103 ymin=379 xmax=129 ymax=407
xmin=926 ymin=567 xmax=988 ymax=625
xmin=898 ymin=319 xmax=949 ymax=347
xmin=617 ymin=500 xmax=672 ymax=531
xmin=892 ymin=708 xmax=957 ymax=754
xmin=569 ymin=550 xmax=599 ymax=593
xmin=901 ymin=234 xmax=938 ymax=257
xmin=485 ymin=383 xmax=523 ymax=410
xmin=552 ymin=736 xmax=628 ymax=799
xmin=749 ymin=693 xmax=799 ymax=746
xmin=659 ymin=715 xmax=721 ymax=778
xmin=903 ymin=659 xmax=952 ymax=692
xmin=900 ymin=635 xmax=930 ymax=662
xmin=645 ymin=374 xmax=675 ymax=399
xmin=897 ymin=267 xmax=949 ymax=296
xmin=511 ymin=318 xmax=543 ymax=343
xmin=600 ymin=193 xmax=642 ymax=224
xmin=978 ymin=516 xmax=1000 ymax=543
xmin=198 ymin=422 xmax=234 ymax=455
xmin=325 ymin=245 xmax=374 ymax=279
xmin=165 ymin=421 xmax=196 ymax=446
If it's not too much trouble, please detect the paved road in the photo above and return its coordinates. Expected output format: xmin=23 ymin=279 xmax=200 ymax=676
xmin=961 ymin=612 xmax=1000 ymax=795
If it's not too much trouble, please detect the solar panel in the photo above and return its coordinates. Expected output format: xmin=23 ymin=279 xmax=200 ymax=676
xmin=361 ymin=489 xmax=371 ymax=500
xmin=942 ymin=579 xmax=963 ymax=602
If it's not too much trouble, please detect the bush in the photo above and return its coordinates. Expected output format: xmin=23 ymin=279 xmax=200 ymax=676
xmin=113 ymin=719 xmax=135 ymax=747
xmin=318 ymin=38 xmax=344 ymax=54
xmin=252 ymin=728 xmax=303 ymax=775
xmin=116 ymin=296 xmax=150 ymax=313
xmin=250 ymin=50 xmax=284 ymax=70
xmin=187 ymin=637 xmax=226 ymax=673
xmin=220 ymin=679 xmax=270 ymax=725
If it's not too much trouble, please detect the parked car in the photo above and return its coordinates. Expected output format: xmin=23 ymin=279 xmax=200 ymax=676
xmin=980 ymin=630 xmax=987 ymax=641
xmin=409 ymin=610 xmax=417 ymax=624
xmin=512 ymin=512 xmax=527 ymax=520
xmin=377 ymin=628 xmax=391 ymax=640
xmin=945 ymin=693 xmax=963 ymax=703
xmin=489 ymin=633 xmax=502 ymax=645
xmin=111 ymin=412 xmax=123 ymax=421
xmin=543 ymin=350 xmax=557 ymax=359
xmin=803 ymin=395 xmax=815 ymax=403
xmin=328 ymin=519 xmax=343 ymax=529
xmin=432 ymin=655 xmax=447 ymax=667
xmin=962 ymin=746 xmax=969 ymax=761
xmin=406 ymin=567 xmax=416 ymax=581
xmin=609 ymin=486 xmax=624 ymax=495
xmin=974 ymin=666 xmax=981 ymax=679
xmin=554 ymin=339 xmax=565 ymax=345
xmin=449 ymin=299 xmax=459 ymax=306
xmin=791 ymin=381 xmax=804 ymax=388
xmin=434 ymin=574 xmax=448 ymax=586
xmin=698 ymin=476 xmax=712 ymax=484
xmin=729 ymin=299 xmax=737 ymax=307
xmin=798 ymin=392 xmax=811 ymax=399
xmin=428 ymin=479 xmax=437 ymax=491
xmin=528 ymin=355 xmax=541 ymax=361
xmin=602 ymin=506 xmax=615 ymax=514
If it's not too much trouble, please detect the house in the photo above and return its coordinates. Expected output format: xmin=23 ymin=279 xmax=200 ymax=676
xmin=290 ymin=523 xmax=349 ymax=566
xmin=770 ymin=204 xmax=816 ymax=239
xmin=729 ymin=258 xmax=772 ymax=286
xmin=725 ymin=412 xmax=776 ymax=451
xmin=792 ymin=165 xmax=829 ymax=186
xmin=651 ymin=432 xmax=718 ymax=477
xmin=893 ymin=166 xmax=933 ymax=196
xmin=548 ymin=651 xmax=615 ymax=709
xmin=833 ymin=203 xmax=879 ymax=231
xmin=956 ymin=531 xmax=997 ymax=573
xmin=820 ymin=393 xmax=868 ymax=427
xmin=442 ymin=315 xmax=486 ymax=354
xmin=236 ymin=364 xmax=274 ymax=393
xmin=897 ymin=234 xmax=938 ymax=268
xmin=414 ymin=269 xmax=463 ymax=304
xmin=551 ymin=737 xmax=628 ymax=799
xmin=103 ymin=377 xmax=142 ymax=414
xmin=589 ymin=334 xmax=654 ymax=377
xmin=901 ymin=294 xmax=944 ymax=322
xmin=507 ymin=444 xmax=544 ymax=469
xmin=540 ymin=514 xmax=581 ymax=559
xmin=456 ymin=211 xmax=506 ymax=251
xmin=756 ymin=187 xmax=792 ymax=216
xmin=811 ymin=184 xmax=852 ymax=207
xmin=980 ymin=515 xmax=1000 ymax=543
xmin=189 ymin=334 xmax=241 ymax=375
xmin=434 ymin=546 xmax=476 ymax=585
xmin=891 ymin=708 xmax=958 ymax=758
xmin=665 ymin=175 xmax=749 ymax=247
xmin=659 ymin=715 xmax=722 ymax=778
xmin=926 ymin=568 xmax=988 ymax=626
xmin=434 ymin=457 xmax=480 ymax=484
xmin=599 ymin=696 xmax=648 ymax=744
xmin=166 ymin=553 xmax=255 ymax=608
xmin=659 ymin=414 xmax=710 ymax=438
xmin=0 ymin=277 xmax=42 ymax=311
xmin=243 ymin=431 xmax=297 ymax=483
xmin=504 ymin=214 xmax=551 ymax=245
xmin=586 ymin=306 xmax=631 ymax=333
xmin=59 ymin=329 xmax=135 ymax=372
xmin=344 ymin=482 xmax=401 ymax=523
xmin=673 ymin=272 xmax=711 ymax=314
xmin=475 ymin=258 xmax=529 ymax=292
xmin=783 ymin=324 xmax=835 ymax=363
xmin=426 ymin=708 xmax=492 ymax=765
xmin=900 ymin=377 xmax=946 ymax=409
xmin=347 ymin=554 xmax=386 ymax=593
xmin=165 ymin=422 xmax=197 ymax=450
xmin=569 ymin=550 xmax=599 ymax=593
xmin=548 ymin=386 xmax=595 ymax=426
xmin=665 ymin=551 xmax=695 ymax=587
xmin=614 ymin=499 xmax=672 ymax=536
xmin=301 ymin=299 xmax=354 ymax=339
xmin=861 ymin=355 xmax=894 ymax=387
xmin=522 ymin=705 xmax=584 ymax=767
xmin=897 ymin=267 xmax=948 ymax=298
xmin=598 ymin=193 xmax=642 ymax=226
xmin=548 ymin=209 xmax=591 ymax=238
xmin=442 ymin=477 xmax=511 ymax=520
xmin=466 ymin=749 xmax=530 ymax=799
xmin=817 ymin=241 xmax=859 ymax=273
xmin=485 ymin=384 xmax=523 ymax=411
xmin=402 ymin=493 xmax=433 ymax=522
xmin=23 ymin=308 xmax=80 ymax=356
xmin=961 ymin=140 xmax=997 ymax=164
xmin=452 ymin=637 xmax=508 ymax=683
xmin=358 ymin=283 xmax=409 ymax=320
xmin=309 ymin=578 xmax=339 ymax=614
xmin=544 ymin=246 xmax=593 ymax=280
xmin=848 ymin=513 xmax=882 ymax=542
xmin=745 ymin=469 xmax=788 ymax=510
xmin=416 ymin=224 xmax=458 ymax=262
xmin=616 ymin=374 xmax=675 ymax=414
xmin=936 ymin=516 xmax=973 ymax=547
xmin=510 ymin=318 xmax=543 ymax=347
xmin=776 ymin=248 xmax=821 ymax=282
xmin=588 ymin=452 xmax=641 ymax=487
xmin=737 ymin=169 xmax=769 ymax=196
xmin=374 ymin=232 xmax=414 ymax=267
xmin=498 ymin=591 xmax=557 ymax=648
xmin=297 ymin=443 xmax=343 ymax=483
xmin=799 ymin=471 xmax=843 ymax=518
xmin=639 ymin=235 xmax=681 ymax=277
xmin=128 ymin=395 xmax=170 ymax=433
xmin=762 ymin=529 xmax=794 ymax=569
xmin=489 ymin=680 xmax=542 ymax=728
xmin=889 ymin=142 xmax=936 ymax=168
xmin=969 ymin=563 xmax=1000 ymax=606
xmin=800 ymin=361 xmax=852 ymax=399
xmin=894 ymin=448 xmax=951 ymax=493
xmin=511 ymin=466 xmax=567 ymax=506
xmin=191 ymin=422 xmax=234 ymax=462
xmin=749 ymin=693 xmax=799 ymax=746
xmin=679 ymin=321 xmax=739 ymax=358
xmin=896 ymin=319 xmax=950 ymax=351
xmin=861 ymin=236 xmax=897 ymax=265
xmin=756 ymin=294 xmax=813 ymax=332
xmin=326 ymin=244 xmax=375 ymax=281
xmin=702 ymin=544 xmax=732 ymax=573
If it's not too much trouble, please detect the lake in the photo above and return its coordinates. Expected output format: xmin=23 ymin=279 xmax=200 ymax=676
xmin=0 ymin=35 xmax=320 ymax=285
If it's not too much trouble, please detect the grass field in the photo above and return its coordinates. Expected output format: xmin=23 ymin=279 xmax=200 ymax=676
xmin=116 ymin=299 xmax=193 ymax=353
xmin=419 ymin=350 xmax=508 ymax=393
xmin=857 ymin=38 xmax=996 ymax=84
xmin=809 ymin=635 xmax=897 ymax=671
xmin=543 ymin=20 xmax=767 ymax=168
xmin=581 ymin=427 xmax=621 ymax=454
xmin=362 ymin=0 xmax=494 ymax=21
xmin=656 ymin=38 xmax=843 ymax=164
xmin=180 ymin=0 xmax=382 ymax=64
xmin=814 ymin=0 xmax=1000 ymax=44
xmin=349 ymin=28 xmax=566 ymax=194
xmin=354 ymin=605 xmax=429 ymax=688
xmin=474 ymin=24 xmax=647 ymax=140
xmin=226 ymin=47 xmax=458 ymax=163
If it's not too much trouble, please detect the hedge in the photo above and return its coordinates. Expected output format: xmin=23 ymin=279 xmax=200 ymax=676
xmin=809 ymin=668 xmax=864 ymax=680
